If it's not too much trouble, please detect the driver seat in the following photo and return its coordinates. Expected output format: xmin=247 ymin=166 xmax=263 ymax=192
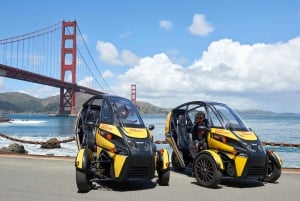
xmin=176 ymin=115 xmax=189 ymax=150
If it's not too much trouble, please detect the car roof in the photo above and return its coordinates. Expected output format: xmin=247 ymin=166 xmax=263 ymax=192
xmin=82 ymin=94 xmax=128 ymax=106
xmin=173 ymin=100 xmax=227 ymax=110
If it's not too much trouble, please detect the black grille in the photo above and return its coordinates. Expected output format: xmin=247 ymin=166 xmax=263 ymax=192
xmin=127 ymin=166 xmax=149 ymax=179
xmin=247 ymin=166 xmax=266 ymax=176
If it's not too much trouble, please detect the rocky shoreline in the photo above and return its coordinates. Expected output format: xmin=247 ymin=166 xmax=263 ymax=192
xmin=0 ymin=116 xmax=11 ymax=123
xmin=0 ymin=138 xmax=62 ymax=154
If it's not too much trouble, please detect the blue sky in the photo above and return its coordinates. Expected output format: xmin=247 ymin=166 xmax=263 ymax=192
xmin=1 ymin=0 xmax=300 ymax=113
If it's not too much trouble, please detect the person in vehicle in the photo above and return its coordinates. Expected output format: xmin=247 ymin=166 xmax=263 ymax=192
xmin=119 ymin=105 xmax=129 ymax=119
xmin=189 ymin=111 xmax=208 ymax=158
xmin=117 ymin=104 xmax=137 ymax=124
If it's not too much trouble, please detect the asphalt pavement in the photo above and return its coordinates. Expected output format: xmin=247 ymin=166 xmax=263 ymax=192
xmin=0 ymin=154 xmax=299 ymax=201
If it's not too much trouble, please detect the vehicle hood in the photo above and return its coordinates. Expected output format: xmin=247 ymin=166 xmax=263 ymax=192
xmin=234 ymin=131 xmax=258 ymax=141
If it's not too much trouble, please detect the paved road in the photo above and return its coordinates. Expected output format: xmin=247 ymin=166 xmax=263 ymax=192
xmin=0 ymin=154 xmax=299 ymax=201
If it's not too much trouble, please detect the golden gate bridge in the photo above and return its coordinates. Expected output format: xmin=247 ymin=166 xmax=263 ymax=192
xmin=0 ymin=21 xmax=113 ymax=115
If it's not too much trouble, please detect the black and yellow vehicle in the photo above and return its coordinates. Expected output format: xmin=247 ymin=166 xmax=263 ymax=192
xmin=165 ymin=101 xmax=282 ymax=188
xmin=75 ymin=94 xmax=170 ymax=192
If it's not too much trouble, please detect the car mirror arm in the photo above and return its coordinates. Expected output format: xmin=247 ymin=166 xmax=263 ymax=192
xmin=197 ymin=125 xmax=211 ymax=132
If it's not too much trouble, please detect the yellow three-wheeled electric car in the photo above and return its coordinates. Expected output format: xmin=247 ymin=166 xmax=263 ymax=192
xmin=165 ymin=101 xmax=282 ymax=188
xmin=75 ymin=95 xmax=170 ymax=192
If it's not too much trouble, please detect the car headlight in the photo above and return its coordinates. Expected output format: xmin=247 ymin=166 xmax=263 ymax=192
xmin=143 ymin=142 xmax=150 ymax=151
xmin=128 ymin=141 xmax=138 ymax=150
xmin=258 ymin=143 xmax=266 ymax=153
xmin=127 ymin=141 xmax=151 ymax=151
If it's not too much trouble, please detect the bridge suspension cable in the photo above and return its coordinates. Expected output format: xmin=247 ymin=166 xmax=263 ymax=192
xmin=0 ymin=22 xmax=62 ymax=79
xmin=0 ymin=21 xmax=113 ymax=95
xmin=0 ymin=22 xmax=61 ymax=44
xmin=76 ymin=24 xmax=114 ymax=94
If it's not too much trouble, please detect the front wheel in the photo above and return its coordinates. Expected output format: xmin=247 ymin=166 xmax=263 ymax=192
xmin=193 ymin=154 xmax=222 ymax=188
xmin=75 ymin=149 xmax=93 ymax=193
xmin=264 ymin=162 xmax=281 ymax=183
xmin=76 ymin=169 xmax=92 ymax=193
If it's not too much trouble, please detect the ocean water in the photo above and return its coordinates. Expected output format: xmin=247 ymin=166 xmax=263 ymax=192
xmin=0 ymin=113 xmax=299 ymax=168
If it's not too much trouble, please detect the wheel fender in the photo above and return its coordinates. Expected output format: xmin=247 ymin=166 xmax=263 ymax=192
xmin=157 ymin=149 xmax=170 ymax=171
xmin=197 ymin=150 xmax=225 ymax=171
xmin=75 ymin=148 xmax=92 ymax=171
xmin=267 ymin=150 xmax=282 ymax=169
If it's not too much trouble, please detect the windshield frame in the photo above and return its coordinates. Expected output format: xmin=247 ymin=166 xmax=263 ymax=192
xmin=108 ymin=96 xmax=145 ymax=128
xmin=208 ymin=103 xmax=250 ymax=131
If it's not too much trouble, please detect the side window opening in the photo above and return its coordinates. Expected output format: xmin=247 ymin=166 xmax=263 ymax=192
xmin=101 ymin=101 xmax=112 ymax=123
xmin=207 ymin=107 xmax=222 ymax=128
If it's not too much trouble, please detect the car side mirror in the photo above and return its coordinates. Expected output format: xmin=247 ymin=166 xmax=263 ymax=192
xmin=148 ymin=124 xmax=155 ymax=130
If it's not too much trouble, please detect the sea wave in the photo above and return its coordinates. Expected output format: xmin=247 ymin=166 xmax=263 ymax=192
xmin=0 ymin=119 xmax=47 ymax=126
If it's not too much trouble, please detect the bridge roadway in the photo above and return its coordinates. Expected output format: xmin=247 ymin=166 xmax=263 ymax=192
xmin=0 ymin=154 xmax=299 ymax=201
xmin=0 ymin=64 xmax=103 ymax=95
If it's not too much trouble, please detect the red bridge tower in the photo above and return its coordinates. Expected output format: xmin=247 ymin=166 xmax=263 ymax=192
xmin=131 ymin=84 xmax=137 ymax=105
xmin=60 ymin=21 xmax=77 ymax=115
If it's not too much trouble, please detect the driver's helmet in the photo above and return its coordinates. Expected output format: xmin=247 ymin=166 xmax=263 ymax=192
xmin=118 ymin=105 xmax=129 ymax=119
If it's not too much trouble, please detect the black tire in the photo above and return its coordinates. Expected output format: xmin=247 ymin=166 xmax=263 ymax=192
xmin=171 ymin=151 xmax=185 ymax=172
xmin=75 ymin=150 xmax=93 ymax=193
xmin=193 ymin=154 xmax=222 ymax=188
xmin=76 ymin=169 xmax=92 ymax=193
xmin=157 ymin=169 xmax=170 ymax=186
xmin=264 ymin=162 xmax=281 ymax=183
xmin=156 ymin=150 xmax=170 ymax=185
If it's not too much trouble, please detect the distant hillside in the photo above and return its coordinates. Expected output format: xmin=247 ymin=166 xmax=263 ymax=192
xmin=236 ymin=109 xmax=275 ymax=115
xmin=0 ymin=92 xmax=278 ymax=115
xmin=137 ymin=101 xmax=169 ymax=114
xmin=0 ymin=92 xmax=45 ymax=113
xmin=0 ymin=92 xmax=167 ymax=114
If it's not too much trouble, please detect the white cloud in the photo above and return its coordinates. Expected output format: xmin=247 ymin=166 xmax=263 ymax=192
xmin=118 ymin=31 xmax=132 ymax=39
xmin=188 ymin=14 xmax=214 ymax=36
xmin=96 ymin=41 xmax=139 ymax=66
xmin=111 ymin=37 xmax=300 ymax=112
xmin=102 ymin=70 xmax=114 ymax=79
xmin=78 ymin=76 xmax=94 ymax=87
xmin=166 ymin=49 xmax=188 ymax=65
xmin=121 ymin=50 xmax=140 ymax=66
xmin=190 ymin=38 xmax=300 ymax=92
xmin=159 ymin=20 xmax=173 ymax=31
xmin=96 ymin=41 xmax=122 ymax=65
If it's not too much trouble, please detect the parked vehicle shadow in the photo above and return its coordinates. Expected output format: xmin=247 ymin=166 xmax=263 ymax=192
xmin=171 ymin=167 xmax=265 ymax=189
xmin=219 ymin=178 xmax=265 ymax=188
xmin=93 ymin=180 xmax=157 ymax=192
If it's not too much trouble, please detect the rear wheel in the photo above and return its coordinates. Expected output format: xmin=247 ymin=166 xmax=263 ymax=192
xmin=157 ymin=169 xmax=170 ymax=186
xmin=193 ymin=154 xmax=222 ymax=188
xmin=157 ymin=150 xmax=170 ymax=186
xmin=171 ymin=151 xmax=185 ymax=172
xmin=264 ymin=162 xmax=281 ymax=183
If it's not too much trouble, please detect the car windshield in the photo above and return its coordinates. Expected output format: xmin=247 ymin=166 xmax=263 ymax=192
xmin=209 ymin=103 xmax=249 ymax=131
xmin=110 ymin=97 xmax=145 ymax=127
